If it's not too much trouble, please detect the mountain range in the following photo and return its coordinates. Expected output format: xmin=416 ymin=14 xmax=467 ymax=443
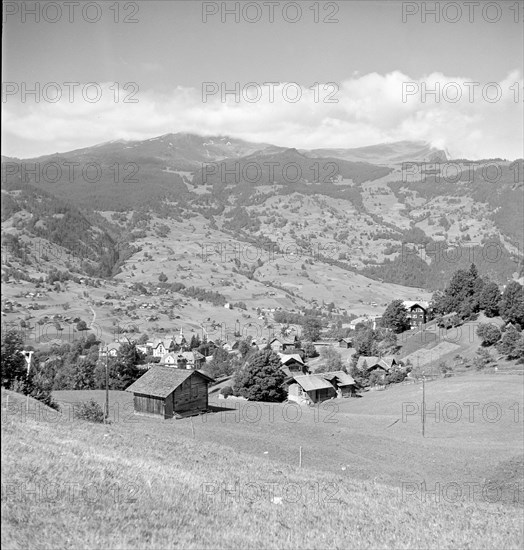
xmin=2 ymin=133 xmax=523 ymax=300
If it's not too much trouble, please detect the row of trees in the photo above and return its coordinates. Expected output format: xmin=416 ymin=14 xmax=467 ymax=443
xmin=0 ymin=331 xmax=145 ymax=399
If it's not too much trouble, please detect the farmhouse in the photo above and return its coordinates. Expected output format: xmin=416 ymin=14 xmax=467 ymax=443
xmin=126 ymin=366 xmax=214 ymax=419
xmin=180 ymin=350 xmax=205 ymax=369
xmin=320 ymin=371 xmax=357 ymax=397
xmin=150 ymin=337 xmax=178 ymax=357
xmin=286 ymin=374 xmax=336 ymax=404
xmin=403 ymin=301 xmax=430 ymax=329
xmin=356 ymin=356 xmax=397 ymax=373
xmin=269 ymin=337 xmax=297 ymax=352
xmin=278 ymin=353 xmax=309 ymax=377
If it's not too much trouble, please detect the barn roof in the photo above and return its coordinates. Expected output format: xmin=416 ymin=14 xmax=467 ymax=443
xmin=321 ymin=371 xmax=356 ymax=386
xmin=293 ymin=375 xmax=334 ymax=392
xmin=278 ymin=353 xmax=304 ymax=365
xmin=125 ymin=367 xmax=214 ymax=398
xmin=356 ymin=356 xmax=396 ymax=371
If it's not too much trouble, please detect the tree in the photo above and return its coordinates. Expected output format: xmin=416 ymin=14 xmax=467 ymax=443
xmin=497 ymin=325 xmax=522 ymax=359
xmin=205 ymin=346 xmax=234 ymax=378
xmin=437 ymin=264 xmax=483 ymax=319
xmin=352 ymin=328 xmax=379 ymax=357
xmin=1 ymin=330 xmax=27 ymax=389
xmin=499 ymin=282 xmax=524 ymax=326
xmin=238 ymin=339 xmax=254 ymax=359
xmin=233 ymin=350 xmax=286 ymax=402
xmin=381 ymin=300 xmax=410 ymax=333
xmin=315 ymin=347 xmax=343 ymax=373
xmin=76 ymin=320 xmax=88 ymax=331
xmin=479 ymin=281 xmax=501 ymax=317
xmin=303 ymin=342 xmax=318 ymax=358
xmin=476 ymin=323 xmax=501 ymax=346
xmin=475 ymin=348 xmax=495 ymax=370
xmin=158 ymin=272 xmax=168 ymax=283
xmin=302 ymin=317 xmax=322 ymax=341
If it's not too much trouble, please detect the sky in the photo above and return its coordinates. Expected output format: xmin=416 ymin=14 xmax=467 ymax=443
xmin=2 ymin=0 xmax=523 ymax=159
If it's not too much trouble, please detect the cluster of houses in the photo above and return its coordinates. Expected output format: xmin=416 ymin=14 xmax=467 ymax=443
xmin=123 ymin=334 xmax=407 ymax=420
xmin=115 ymin=301 xmax=429 ymax=420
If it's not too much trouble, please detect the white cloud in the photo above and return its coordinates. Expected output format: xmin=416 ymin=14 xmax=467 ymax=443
xmin=2 ymin=71 xmax=523 ymax=159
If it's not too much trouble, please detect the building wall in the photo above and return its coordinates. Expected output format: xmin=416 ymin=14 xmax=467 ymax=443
xmin=133 ymin=393 xmax=166 ymax=418
xmin=173 ymin=373 xmax=209 ymax=414
xmin=309 ymin=387 xmax=337 ymax=403
xmin=287 ymin=383 xmax=308 ymax=404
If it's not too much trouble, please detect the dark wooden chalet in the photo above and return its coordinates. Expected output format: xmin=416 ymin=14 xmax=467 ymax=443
xmin=403 ymin=301 xmax=430 ymax=329
xmin=125 ymin=367 xmax=214 ymax=419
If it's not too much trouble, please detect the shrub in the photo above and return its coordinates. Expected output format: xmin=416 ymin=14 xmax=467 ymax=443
xmin=476 ymin=323 xmax=501 ymax=346
xmin=369 ymin=370 xmax=384 ymax=386
xmin=220 ymin=386 xmax=234 ymax=398
xmin=74 ymin=399 xmax=105 ymax=423
xmin=384 ymin=369 xmax=407 ymax=385
xmin=475 ymin=348 xmax=495 ymax=370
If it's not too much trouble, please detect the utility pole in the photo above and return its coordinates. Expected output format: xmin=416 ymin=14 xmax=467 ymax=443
xmin=422 ymin=378 xmax=426 ymax=438
xmin=105 ymin=345 xmax=109 ymax=423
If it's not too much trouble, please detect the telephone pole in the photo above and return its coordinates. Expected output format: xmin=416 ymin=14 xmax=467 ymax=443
xmin=105 ymin=345 xmax=109 ymax=423
xmin=422 ymin=378 xmax=426 ymax=437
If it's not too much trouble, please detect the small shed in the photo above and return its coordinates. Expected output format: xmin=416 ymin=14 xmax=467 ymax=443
xmin=125 ymin=367 xmax=214 ymax=419
xmin=338 ymin=338 xmax=352 ymax=349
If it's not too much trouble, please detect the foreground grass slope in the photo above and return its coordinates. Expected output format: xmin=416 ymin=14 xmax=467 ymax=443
xmin=2 ymin=387 xmax=523 ymax=550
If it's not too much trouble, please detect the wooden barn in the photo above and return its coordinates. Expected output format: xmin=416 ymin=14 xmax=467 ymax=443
xmin=125 ymin=366 xmax=214 ymax=419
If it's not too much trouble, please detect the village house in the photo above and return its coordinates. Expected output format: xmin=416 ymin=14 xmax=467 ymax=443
xmin=286 ymin=374 xmax=337 ymax=404
xmin=356 ymin=356 xmax=397 ymax=374
xmin=126 ymin=366 xmax=214 ymax=419
xmin=278 ymin=353 xmax=309 ymax=377
xmin=159 ymin=352 xmax=178 ymax=366
xmin=98 ymin=342 xmax=121 ymax=359
xmin=403 ymin=301 xmax=430 ymax=329
xmin=320 ymin=371 xmax=357 ymax=397
xmin=180 ymin=350 xmax=205 ymax=369
xmin=269 ymin=336 xmax=297 ymax=352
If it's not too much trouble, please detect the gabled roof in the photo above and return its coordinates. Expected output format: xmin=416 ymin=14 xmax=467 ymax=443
xmin=292 ymin=375 xmax=334 ymax=392
xmin=125 ymin=367 xmax=214 ymax=398
xmin=338 ymin=338 xmax=352 ymax=344
xmin=356 ymin=356 xmax=396 ymax=372
xmin=403 ymin=301 xmax=429 ymax=310
xmin=106 ymin=342 xmax=121 ymax=351
xmin=269 ymin=337 xmax=295 ymax=345
xmin=320 ymin=371 xmax=356 ymax=386
xmin=278 ymin=353 xmax=304 ymax=365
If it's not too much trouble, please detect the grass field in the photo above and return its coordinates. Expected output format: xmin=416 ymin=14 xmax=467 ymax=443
xmin=2 ymin=374 xmax=523 ymax=549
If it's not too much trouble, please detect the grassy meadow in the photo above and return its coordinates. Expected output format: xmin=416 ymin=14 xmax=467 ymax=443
xmin=2 ymin=374 xmax=524 ymax=549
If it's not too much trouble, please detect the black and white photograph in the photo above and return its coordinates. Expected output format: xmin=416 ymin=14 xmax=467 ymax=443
xmin=1 ymin=1 xmax=524 ymax=548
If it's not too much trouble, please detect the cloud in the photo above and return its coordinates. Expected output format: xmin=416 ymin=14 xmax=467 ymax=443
xmin=2 ymin=71 xmax=523 ymax=159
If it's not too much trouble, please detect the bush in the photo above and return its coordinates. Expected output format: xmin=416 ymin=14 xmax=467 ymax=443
xmin=384 ymin=369 xmax=407 ymax=385
xmin=220 ymin=386 xmax=234 ymax=398
xmin=475 ymin=348 xmax=495 ymax=370
xmin=369 ymin=370 xmax=384 ymax=386
xmin=74 ymin=399 xmax=105 ymax=423
xmin=476 ymin=323 xmax=501 ymax=346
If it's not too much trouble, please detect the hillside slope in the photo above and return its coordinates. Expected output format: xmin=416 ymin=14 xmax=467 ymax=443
xmin=2 ymin=388 xmax=523 ymax=550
